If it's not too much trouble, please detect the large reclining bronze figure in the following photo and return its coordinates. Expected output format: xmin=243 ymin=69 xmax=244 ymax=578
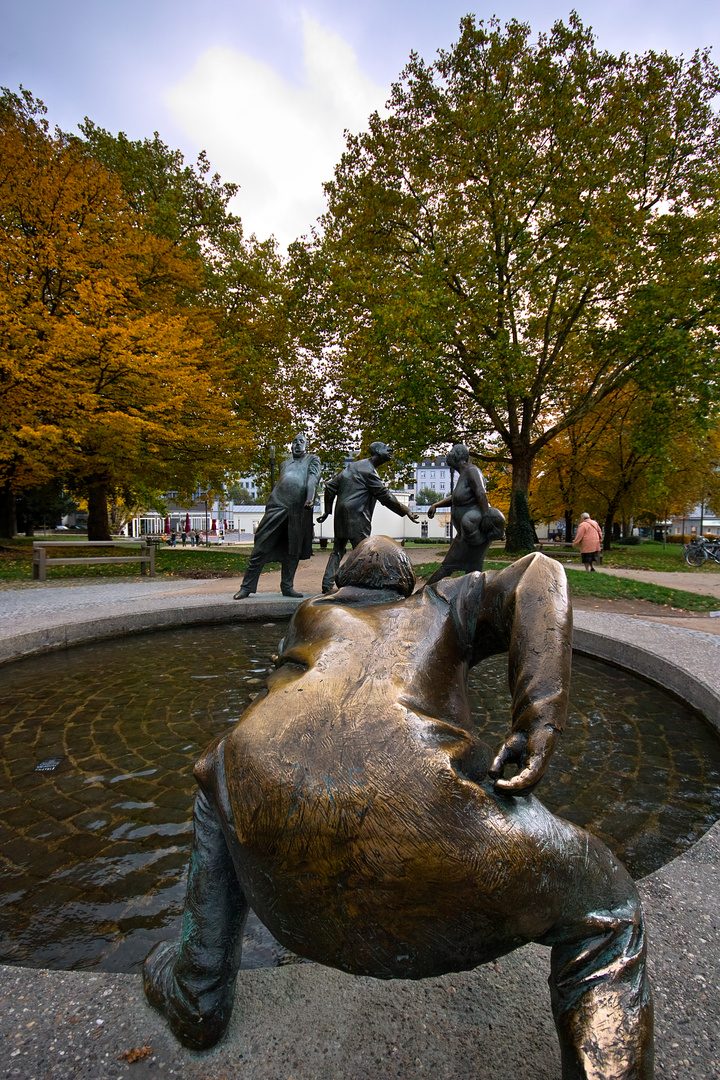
xmin=145 ymin=536 xmax=653 ymax=1079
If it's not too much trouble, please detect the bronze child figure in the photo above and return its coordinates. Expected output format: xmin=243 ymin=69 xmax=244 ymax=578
xmin=146 ymin=536 xmax=653 ymax=1079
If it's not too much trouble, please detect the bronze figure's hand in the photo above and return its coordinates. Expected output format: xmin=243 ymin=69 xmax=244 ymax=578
xmin=427 ymin=504 xmax=437 ymax=519
xmin=488 ymin=724 xmax=560 ymax=795
xmin=407 ymin=511 xmax=420 ymax=523
xmin=316 ymin=513 xmax=329 ymax=523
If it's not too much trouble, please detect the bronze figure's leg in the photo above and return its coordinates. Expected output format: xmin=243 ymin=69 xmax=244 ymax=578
xmin=424 ymin=539 xmax=492 ymax=586
xmin=469 ymin=792 xmax=652 ymax=1079
xmin=321 ymin=538 xmax=348 ymax=593
xmin=280 ymin=552 xmax=302 ymax=596
xmin=234 ymin=548 xmax=267 ymax=599
xmin=144 ymin=790 xmax=248 ymax=1050
xmin=539 ymin=852 xmax=653 ymax=1079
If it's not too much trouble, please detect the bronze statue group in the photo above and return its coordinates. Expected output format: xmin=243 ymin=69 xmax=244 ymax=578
xmin=145 ymin=435 xmax=653 ymax=1080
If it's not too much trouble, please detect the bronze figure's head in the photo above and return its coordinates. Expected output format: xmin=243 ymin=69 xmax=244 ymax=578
xmin=335 ymin=535 xmax=415 ymax=596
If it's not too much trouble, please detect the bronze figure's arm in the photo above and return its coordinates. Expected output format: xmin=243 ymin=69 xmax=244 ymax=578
xmin=317 ymin=472 xmax=340 ymax=522
xmin=304 ymin=455 xmax=321 ymax=508
xmin=368 ymin=472 xmax=420 ymax=522
xmin=427 ymin=495 xmax=453 ymax=517
xmin=475 ymin=553 xmax=573 ymax=795
xmin=466 ymin=464 xmax=490 ymax=515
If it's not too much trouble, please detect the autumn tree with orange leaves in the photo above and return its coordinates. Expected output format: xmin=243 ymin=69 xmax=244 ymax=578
xmin=532 ymin=385 xmax=717 ymax=545
xmin=0 ymin=89 xmax=291 ymax=539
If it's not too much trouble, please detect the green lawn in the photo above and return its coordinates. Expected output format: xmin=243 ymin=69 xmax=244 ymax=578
xmin=541 ymin=539 xmax=718 ymax=574
xmin=0 ymin=538 xmax=251 ymax=581
xmin=411 ymin=558 xmax=719 ymax=613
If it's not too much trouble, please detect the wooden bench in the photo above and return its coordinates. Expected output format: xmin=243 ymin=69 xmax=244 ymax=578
xmin=32 ymin=540 xmax=155 ymax=581
xmin=537 ymin=547 xmax=604 ymax=566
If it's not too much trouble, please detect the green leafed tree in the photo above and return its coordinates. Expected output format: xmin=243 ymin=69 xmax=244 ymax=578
xmin=416 ymin=487 xmax=442 ymax=505
xmin=298 ymin=14 xmax=720 ymax=550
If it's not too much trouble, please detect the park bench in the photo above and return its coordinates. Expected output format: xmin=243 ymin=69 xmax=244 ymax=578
xmin=32 ymin=540 xmax=155 ymax=581
xmin=537 ymin=547 xmax=600 ymax=564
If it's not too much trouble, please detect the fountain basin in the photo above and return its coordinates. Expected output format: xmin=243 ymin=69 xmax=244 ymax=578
xmin=2 ymin=618 xmax=720 ymax=974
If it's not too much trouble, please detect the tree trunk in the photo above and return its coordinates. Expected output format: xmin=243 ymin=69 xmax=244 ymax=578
xmin=603 ymin=511 xmax=615 ymax=551
xmin=0 ymin=485 xmax=17 ymax=539
xmin=87 ymin=480 xmax=112 ymax=541
xmin=505 ymin=453 xmax=536 ymax=553
xmin=564 ymin=510 xmax=573 ymax=544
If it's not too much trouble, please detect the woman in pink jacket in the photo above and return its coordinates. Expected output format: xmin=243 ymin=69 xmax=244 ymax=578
xmin=573 ymin=512 xmax=603 ymax=570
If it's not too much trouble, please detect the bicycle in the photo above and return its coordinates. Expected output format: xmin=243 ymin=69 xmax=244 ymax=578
xmin=684 ymin=538 xmax=720 ymax=567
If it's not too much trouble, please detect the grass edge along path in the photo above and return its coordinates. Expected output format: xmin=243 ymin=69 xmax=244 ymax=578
xmin=412 ymin=561 xmax=720 ymax=614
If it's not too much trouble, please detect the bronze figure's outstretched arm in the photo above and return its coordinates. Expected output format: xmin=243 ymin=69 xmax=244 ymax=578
xmin=477 ymin=553 xmax=572 ymax=794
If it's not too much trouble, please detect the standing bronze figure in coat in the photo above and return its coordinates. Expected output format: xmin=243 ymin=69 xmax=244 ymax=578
xmin=146 ymin=537 xmax=653 ymax=1078
xmin=317 ymin=440 xmax=419 ymax=593
xmin=426 ymin=444 xmax=505 ymax=585
xmin=234 ymin=433 xmax=320 ymax=599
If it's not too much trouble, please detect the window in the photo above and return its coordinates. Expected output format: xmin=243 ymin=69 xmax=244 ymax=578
xmin=421 ymin=522 xmax=428 ymax=538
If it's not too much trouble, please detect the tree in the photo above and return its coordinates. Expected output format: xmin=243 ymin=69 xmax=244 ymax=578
xmin=416 ymin=486 xmax=442 ymax=505
xmin=532 ymin=384 xmax=716 ymax=546
xmin=15 ymin=482 xmax=78 ymax=535
xmin=0 ymin=88 xmax=252 ymax=539
xmin=301 ymin=15 xmax=720 ymax=550
xmin=226 ymin=485 xmax=254 ymax=504
xmin=79 ymin=122 xmax=305 ymax=491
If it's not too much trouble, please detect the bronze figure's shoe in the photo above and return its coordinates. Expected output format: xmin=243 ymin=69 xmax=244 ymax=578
xmin=282 ymin=588 xmax=303 ymax=597
xmin=143 ymin=940 xmax=235 ymax=1051
xmin=233 ymin=588 xmax=252 ymax=599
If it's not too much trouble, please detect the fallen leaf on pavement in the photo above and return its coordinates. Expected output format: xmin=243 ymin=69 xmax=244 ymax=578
xmin=118 ymin=1044 xmax=152 ymax=1062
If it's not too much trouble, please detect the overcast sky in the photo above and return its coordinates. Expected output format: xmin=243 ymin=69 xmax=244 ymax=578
xmin=2 ymin=1 xmax=719 ymax=249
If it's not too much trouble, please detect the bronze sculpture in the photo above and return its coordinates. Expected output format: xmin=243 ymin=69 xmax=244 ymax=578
xmin=426 ymin=443 xmax=505 ymax=584
xmin=317 ymin=440 xmax=419 ymax=593
xmin=146 ymin=536 xmax=653 ymax=1077
xmin=234 ymin=433 xmax=320 ymax=599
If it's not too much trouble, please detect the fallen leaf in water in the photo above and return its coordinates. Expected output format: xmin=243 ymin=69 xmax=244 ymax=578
xmin=118 ymin=1045 xmax=152 ymax=1062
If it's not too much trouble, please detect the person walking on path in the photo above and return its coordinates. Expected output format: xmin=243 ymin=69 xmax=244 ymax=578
xmin=573 ymin=512 xmax=603 ymax=571
xmin=317 ymin=441 xmax=419 ymax=593
xmin=234 ymin=433 xmax=321 ymax=599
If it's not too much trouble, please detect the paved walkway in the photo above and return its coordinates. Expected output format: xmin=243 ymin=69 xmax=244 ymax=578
xmin=594 ymin=566 xmax=720 ymax=600
xmin=2 ymin=560 xmax=720 ymax=1077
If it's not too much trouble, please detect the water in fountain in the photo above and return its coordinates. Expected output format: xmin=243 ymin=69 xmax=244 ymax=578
xmin=1 ymin=621 xmax=719 ymax=973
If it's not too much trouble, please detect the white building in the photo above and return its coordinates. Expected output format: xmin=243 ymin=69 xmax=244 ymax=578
xmin=413 ymin=456 xmax=453 ymax=501
xmin=125 ymin=489 xmax=453 ymax=543
xmin=669 ymin=505 xmax=720 ymax=538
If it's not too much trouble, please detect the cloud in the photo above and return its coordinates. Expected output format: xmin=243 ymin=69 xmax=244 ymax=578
xmin=164 ymin=14 xmax=387 ymax=249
